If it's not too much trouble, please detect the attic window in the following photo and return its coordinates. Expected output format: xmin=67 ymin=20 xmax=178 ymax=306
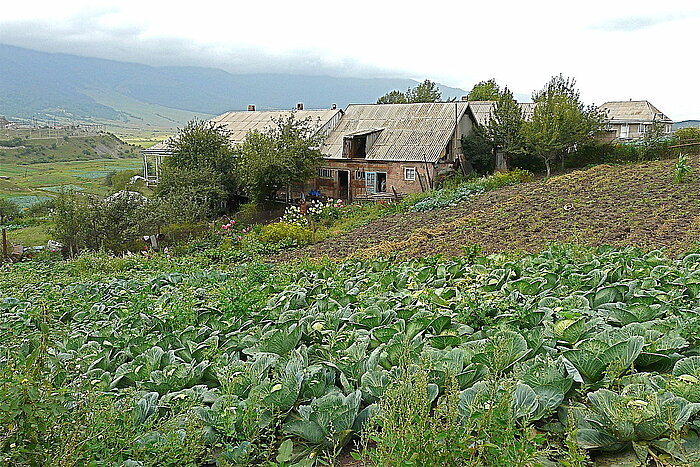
xmin=343 ymin=135 xmax=367 ymax=158
xmin=342 ymin=129 xmax=382 ymax=158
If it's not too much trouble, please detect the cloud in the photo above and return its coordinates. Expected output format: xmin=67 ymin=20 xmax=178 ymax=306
xmin=590 ymin=13 xmax=691 ymax=32
xmin=0 ymin=17 xmax=399 ymax=79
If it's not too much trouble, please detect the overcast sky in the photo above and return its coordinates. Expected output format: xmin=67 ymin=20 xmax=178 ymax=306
xmin=1 ymin=0 xmax=698 ymax=119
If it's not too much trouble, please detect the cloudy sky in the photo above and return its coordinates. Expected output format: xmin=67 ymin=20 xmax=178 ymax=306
xmin=1 ymin=0 xmax=698 ymax=119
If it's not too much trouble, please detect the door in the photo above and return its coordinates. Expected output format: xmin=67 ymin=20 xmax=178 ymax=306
xmin=338 ymin=170 xmax=349 ymax=200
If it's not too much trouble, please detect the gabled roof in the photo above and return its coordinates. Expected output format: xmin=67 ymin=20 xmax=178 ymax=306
xmin=599 ymin=100 xmax=672 ymax=123
xmin=322 ymin=102 xmax=470 ymax=163
xmin=467 ymin=101 xmax=536 ymax=126
xmin=141 ymin=108 xmax=343 ymax=154
xmin=210 ymin=109 xmax=343 ymax=143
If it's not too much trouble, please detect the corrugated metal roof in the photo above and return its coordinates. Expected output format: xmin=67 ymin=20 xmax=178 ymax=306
xmin=210 ymin=109 xmax=343 ymax=142
xmin=323 ymin=103 xmax=469 ymax=163
xmin=599 ymin=100 xmax=672 ymax=123
xmin=467 ymin=101 xmax=535 ymax=126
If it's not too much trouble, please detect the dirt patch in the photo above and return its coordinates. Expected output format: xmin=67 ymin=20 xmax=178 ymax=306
xmin=277 ymin=157 xmax=700 ymax=261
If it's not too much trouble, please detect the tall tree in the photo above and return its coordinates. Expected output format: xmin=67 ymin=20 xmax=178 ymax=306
xmin=467 ymin=79 xmax=501 ymax=101
xmin=485 ymin=87 xmax=524 ymax=169
xmin=377 ymin=90 xmax=408 ymax=104
xmin=522 ymin=75 xmax=604 ymax=177
xmin=157 ymin=118 xmax=239 ymax=217
xmin=406 ymin=79 xmax=442 ymax=103
xmin=236 ymin=114 xmax=323 ymax=203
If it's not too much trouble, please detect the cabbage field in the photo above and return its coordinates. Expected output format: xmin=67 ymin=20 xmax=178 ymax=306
xmin=2 ymin=245 xmax=700 ymax=465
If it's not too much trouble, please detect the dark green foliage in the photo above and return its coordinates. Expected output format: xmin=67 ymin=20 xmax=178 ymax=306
xmin=461 ymin=128 xmax=494 ymax=174
xmin=236 ymin=114 xmax=323 ymax=204
xmin=376 ymin=79 xmax=442 ymax=105
xmin=522 ymin=75 xmax=605 ymax=177
xmin=467 ymin=78 xmax=501 ymax=101
xmin=0 ymin=197 xmax=20 ymax=224
xmin=376 ymin=90 xmax=408 ymax=104
xmin=159 ymin=119 xmax=239 ymax=215
xmin=406 ymin=79 xmax=442 ymax=103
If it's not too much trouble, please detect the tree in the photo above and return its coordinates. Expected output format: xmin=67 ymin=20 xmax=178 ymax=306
xmin=522 ymin=75 xmax=605 ymax=177
xmin=0 ymin=198 xmax=20 ymax=224
xmin=485 ymin=87 xmax=524 ymax=169
xmin=674 ymin=127 xmax=700 ymax=142
xmin=640 ymin=122 xmax=670 ymax=160
xmin=236 ymin=114 xmax=323 ymax=204
xmin=377 ymin=90 xmax=408 ymax=104
xmin=157 ymin=119 xmax=239 ymax=217
xmin=467 ymin=79 xmax=501 ymax=101
xmin=406 ymin=79 xmax=442 ymax=103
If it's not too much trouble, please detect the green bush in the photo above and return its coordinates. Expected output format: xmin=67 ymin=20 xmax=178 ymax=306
xmin=258 ymin=222 xmax=312 ymax=246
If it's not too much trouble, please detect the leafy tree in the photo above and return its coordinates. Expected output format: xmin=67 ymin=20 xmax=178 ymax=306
xmin=674 ymin=127 xmax=700 ymax=141
xmin=236 ymin=114 xmax=323 ymax=204
xmin=377 ymin=90 xmax=408 ymax=104
xmin=467 ymin=79 xmax=501 ymax=101
xmin=406 ymin=79 xmax=442 ymax=103
xmin=522 ymin=75 xmax=605 ymax=177
xmin=51 ymin=192 xmax=147 ymax=254
xmin=0 ymin=198 xmax=20 ymax=224
xmin=157 ymin=119 xmax=239 ymax=216
xmin=640 ymin=122 xmax=670 ymax=160
xmin=485 ymin=87 xmax=524 ymax=169
xmin=461 ymin=129 xmax=494 ymax=174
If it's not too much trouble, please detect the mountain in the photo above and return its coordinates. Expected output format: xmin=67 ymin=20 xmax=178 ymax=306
xmin=674 ymin=120 xmax=700 ymax=130
xmin=0 ymin=44 xmax=467 ymax=128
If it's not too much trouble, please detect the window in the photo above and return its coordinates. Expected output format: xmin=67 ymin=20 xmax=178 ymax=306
xmin=639 ymin=124 xmax=646 ymax=134
xmin=319 ymin=168 xmax=333 ymax=178
xmin=365 ymin=172 xmax=387 ymax=194
xmin=404 ymin=167 xmax=416 ymax=181
xmin=355 ymin=170 xmax=365 ymax=180
xmin=620 ymin=124 xmax=629 ymax=138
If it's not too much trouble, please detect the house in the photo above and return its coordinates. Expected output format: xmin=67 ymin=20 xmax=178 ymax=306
xmin=142 ymin=104 xmax=344 ymax=185
xmin=598 ymin=100 xmax=673 ymax=141
xmin=313 ymin=102 xmax=477 ymax=200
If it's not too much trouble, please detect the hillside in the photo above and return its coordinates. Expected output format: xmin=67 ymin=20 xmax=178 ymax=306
xmin=0 ymin=133 xmax=137 ymax=164
xmin=287 ymin=156 xmax=700 ymax=260
xmin=0 ymin=44 xmax=467 ymax=128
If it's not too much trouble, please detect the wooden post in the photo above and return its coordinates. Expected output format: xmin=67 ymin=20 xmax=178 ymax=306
xmin=2 ymin=228 xmax=7 ymax=261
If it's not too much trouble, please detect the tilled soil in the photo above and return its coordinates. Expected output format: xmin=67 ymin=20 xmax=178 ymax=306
xmin=277 ymin=157 xmax=700 ymax=262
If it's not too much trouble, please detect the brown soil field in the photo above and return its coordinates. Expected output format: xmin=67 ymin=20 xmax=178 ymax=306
xmin=279 ymin=156 xmax=700 ymax=261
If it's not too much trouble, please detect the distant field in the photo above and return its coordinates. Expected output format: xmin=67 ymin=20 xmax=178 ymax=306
xmin=0 ymin=158 xmax=145 ymax=203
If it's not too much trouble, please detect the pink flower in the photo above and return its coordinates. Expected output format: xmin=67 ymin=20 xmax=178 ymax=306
xmin=237 ymin=236 xmax=242 ymax=241
xmin=221 ymin=224 xmax=227 ymax=229
xmin=229 ymin=219 xmax=236 ymax=224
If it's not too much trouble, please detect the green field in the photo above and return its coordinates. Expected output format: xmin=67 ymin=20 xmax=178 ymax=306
xmin=0 ymin=158 xmax=144 ymax=201
xmin=0 ymin=133 xmax=138 ymax=165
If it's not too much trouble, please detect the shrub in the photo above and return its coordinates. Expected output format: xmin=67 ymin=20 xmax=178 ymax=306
xmin=258 ymin=222 xmax=312 ymax=246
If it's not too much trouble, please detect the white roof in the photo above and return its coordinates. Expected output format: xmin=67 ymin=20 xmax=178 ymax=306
xmin=599 ymin=100 xmax=672 ymax=123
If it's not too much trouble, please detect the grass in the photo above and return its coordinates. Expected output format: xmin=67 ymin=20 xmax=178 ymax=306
xmin=0 ymin=158 xmax=145 ymax=203
xmin=4 ymin=224 xmax=52 ymax=246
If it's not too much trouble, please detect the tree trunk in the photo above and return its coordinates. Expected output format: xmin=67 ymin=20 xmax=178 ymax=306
xmin=544 ymin=158 xmax=551 ymax=178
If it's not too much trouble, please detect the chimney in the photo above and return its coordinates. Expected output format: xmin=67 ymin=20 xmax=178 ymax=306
xmin=296 ymin=103 xmax=304 ymax=110
xmin=248 ymin=104 xmax=256 ymax=111
xmin=461 ymin=95 xmax=469 ymax=102
xmin=331 ymin=103 xmax=337 ymax=110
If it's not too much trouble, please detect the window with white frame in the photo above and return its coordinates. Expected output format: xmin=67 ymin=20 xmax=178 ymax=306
xmin=404 ymin=167 xmax=416 ymax=181
xmin=639 ymin=124 xmax=646 ymax=134
xmin=319 ymin=168 xmax=333 ymax=179
xmin=355 ymin=170 xmax=365 ymax=180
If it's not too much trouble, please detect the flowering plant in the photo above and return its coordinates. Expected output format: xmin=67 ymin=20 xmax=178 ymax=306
xmin=217 ymin=218 xmax=251 ymax=243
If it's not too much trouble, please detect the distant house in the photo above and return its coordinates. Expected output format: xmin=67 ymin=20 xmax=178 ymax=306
xmin=314 ymin=102 xmax=477 ymax=200
xmin=142 ymin=105 xmax=343 ymax=185
xmin=598 ymin=100 xmax=673 ymax=141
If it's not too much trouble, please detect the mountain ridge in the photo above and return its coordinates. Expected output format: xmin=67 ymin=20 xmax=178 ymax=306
xmin=0 ymin=44 xmax=467 ymax=128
